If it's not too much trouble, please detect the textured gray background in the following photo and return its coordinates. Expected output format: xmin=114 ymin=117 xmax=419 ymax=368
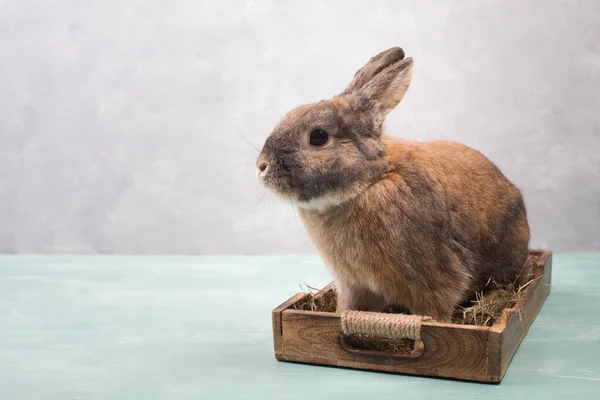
xmin=0 ymin=0 xmax=598 ymax=254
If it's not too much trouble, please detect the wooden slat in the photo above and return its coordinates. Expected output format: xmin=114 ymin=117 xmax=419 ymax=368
xmin=272 ymin=293 xmax=307 ymax=360
xmin=280 ymin=310 xmax=494 ymax=382
xmin=496 ymin=251 xmax=552 ymax=378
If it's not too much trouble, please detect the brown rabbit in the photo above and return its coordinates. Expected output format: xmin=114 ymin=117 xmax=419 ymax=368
xmin=256 ymin=47 xmax=530 ymax=321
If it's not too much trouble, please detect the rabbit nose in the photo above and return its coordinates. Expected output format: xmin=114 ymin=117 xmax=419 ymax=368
xmin=257 ymin=161 xmax=268 ymax=173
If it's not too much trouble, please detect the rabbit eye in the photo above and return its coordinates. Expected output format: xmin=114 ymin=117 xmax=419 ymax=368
xmin=309 ymin=129 xmax=328 ymax=146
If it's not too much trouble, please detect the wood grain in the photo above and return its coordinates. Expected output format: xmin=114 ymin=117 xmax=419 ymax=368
xmin=272 ymin=293 xmax=306 ymax=360
xmin=273 ymin=250 xmax=553 ymax=383
xmin=496 ymin=251 xmax=552 ymax=379
xmin=280 ymin=310 xmax=494 ymax=381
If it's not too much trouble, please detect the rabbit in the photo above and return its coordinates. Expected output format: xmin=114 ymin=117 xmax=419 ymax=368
xmin=256 ymin=47 xmax=530 ymax=322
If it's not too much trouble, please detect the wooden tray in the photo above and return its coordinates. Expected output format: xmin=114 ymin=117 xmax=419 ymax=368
xmin=272 ymin=250 xmax=552 ymax=383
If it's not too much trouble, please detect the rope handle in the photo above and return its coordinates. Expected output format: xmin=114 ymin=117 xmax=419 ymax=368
xmin=341 ymin=310 xmax=432 ymax=341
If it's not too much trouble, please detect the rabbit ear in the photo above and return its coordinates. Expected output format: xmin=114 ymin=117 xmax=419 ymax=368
xmin=341 ymin=47 xmax=406 ymax=95
xmin=359 ymin=57 xmax=413 ymax=115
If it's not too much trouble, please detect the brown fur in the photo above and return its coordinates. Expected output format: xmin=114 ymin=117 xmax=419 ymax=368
xmin=257 ymin=47 xmax=530 ymax=321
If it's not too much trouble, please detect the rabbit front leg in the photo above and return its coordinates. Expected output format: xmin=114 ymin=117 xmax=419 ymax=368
xmin=411 ymin=304 xmax=454 ymax=323
xmin=408 ymin=293 xmax=461 ymax=322
xmin=335 ymin=281 xmax=386 ymax=312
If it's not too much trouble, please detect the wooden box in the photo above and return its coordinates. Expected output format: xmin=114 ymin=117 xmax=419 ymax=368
xmin=272 ymin=250 xmax=552 ymax=383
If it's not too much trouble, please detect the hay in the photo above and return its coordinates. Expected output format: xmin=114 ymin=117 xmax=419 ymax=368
xmin=451 ymin=282 xmax=523 ymax=326
xmin=452 ymin=253 xmax=538 ymax=326
xmin=293 ymin=283 xmax=526 ymax=327
xmin=344 ymin=334 xmax=415 ymax=354
xmin=293 ymin=284 xmax=337 ymax=312
xmin=292 ymin=255 xmax=538 ymax=353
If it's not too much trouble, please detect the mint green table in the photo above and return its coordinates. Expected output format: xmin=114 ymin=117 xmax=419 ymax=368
xmin=1 ymin=254 xmax=599 ymax=399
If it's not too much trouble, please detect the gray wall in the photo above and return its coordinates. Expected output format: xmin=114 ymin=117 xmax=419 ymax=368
xmin=0 ymin=0 xmax=598 ymax=254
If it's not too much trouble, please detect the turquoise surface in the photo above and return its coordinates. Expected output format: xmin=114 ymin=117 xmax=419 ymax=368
xmin=1 ymin=254 xmax=599 ymax=399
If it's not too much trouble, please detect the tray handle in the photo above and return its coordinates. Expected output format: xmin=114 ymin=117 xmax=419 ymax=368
xmin=341 ymin=310 xmax=431 ymax=341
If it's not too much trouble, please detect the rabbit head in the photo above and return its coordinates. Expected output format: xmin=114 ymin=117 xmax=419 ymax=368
xmin=257 ymin=47 xmax=414 ymax=211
